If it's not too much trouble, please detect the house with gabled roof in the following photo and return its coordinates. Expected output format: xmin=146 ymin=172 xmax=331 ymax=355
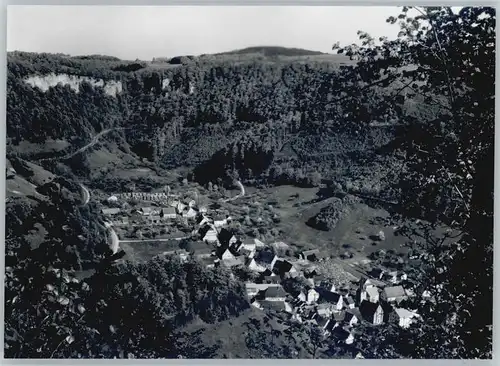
xmin=381 ymin=285 xmax=408 ymax=303
xmin=390 ymin=308 xmax=420 ymax=329
xmin=300 ymin=249 xmax=320 ymax=261
xmin=239 ymin=243 xmax=256 ymax=258
xmin=245 ymin=258 xmax=266 ymax=273
xmin=319 ymin=290 xmax=344 ymax=311
xmin=260 ymin=268 xmax=273 ymax=277
xmin=284 ymin=301 xmax=294 ymax=314
xmin=359 ymin=276 xmax=375 ymax=290
xmin=182 ymin=207 xmax=198 ymax=219
xmin=261 ymin=286 xmax=287 ymax=301
xmin=102 ymin=208 xmax=121 ymax=216
xmin=333 ymin=310 xmax=346 ymax=324
xmin=195 ymin=214 xmax=212 ymax=227
xmin=303 ymin=310 xmax=319 ymax=324
xmin=229 ymin=240 xmax=243 ymax=253
xmin=242 ymin=238 xmax=266 ymax=248
xmin=240 ymin=241 xmax=257 ymax=252
xmin=360 ymin=300 xmax=384 ymax=325
xmin=254 ymin=249 xmax=278 ymax=269
xmin=323 ymin=318 xmax=337 ymax=336
xmin=332 ymin=326 xmax=355 ymax=345
xmin=316 ymin=303 xmax=335 ymax=318
xmin=302 ymin=288 xmax=320 ymax=305
xmin=137 ymin=207 xmax=154 ymax=216
xmin=214 ymin=215 xmax=232 ymax=228
xmin=112 ymin=216 xmax=129 ymax=227
xmin=272 ymin=259 xmax=297 ymax=276
xmin=160 ymin=206 xmax=176 ymax=219
xmin=381 ymin=270 xmax=408 ymax=284
xmin=217 ymin=228 xmax=238 ymax=248
xmin=359 ymin=285 xmax=380 ymax=303
xmin=344 ymin=296 xmax=356 ymax=309
xmin=220 ymin=257 xmax=245 ymax=268
xmin=250 ymin=298 xmax=263 ymax=310
xmin=107 ymin=195 xmax=118 ymax=202
xmin=216 ymin=246 xmax=236 ymax=261
xmin=316 ymin=316 xmax=330 ymax=329
xmin=344 ymin=310 xmax=359 ymax=327
xmin=245 ymin=283 xmax=281 ymax=298
xmin=176 ymin=202 xmax=187 ymax=214
xmin=318 ymin=280 xmax=337 ymax=293
xmin=147 ymin=215 xmax=162 ymax=224
xmin=199 ymin=224 xmax=218 ymax=244
xmin=304 ymin=267 xmax=320 ymax=279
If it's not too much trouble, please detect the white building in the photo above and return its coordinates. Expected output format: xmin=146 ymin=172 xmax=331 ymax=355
xmin=392 ymin=308 xmax=419 ymax=328
xmin=302 ymin=288 xmax=319 ymax=304
xmin=360 ymin=286 xmax=380 ymax=303
xmin=107 ymin=195 xmax=118 ymax=202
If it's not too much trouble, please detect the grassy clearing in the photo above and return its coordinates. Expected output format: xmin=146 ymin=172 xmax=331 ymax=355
xmin=25 ymin=223 xmax=48 ymax=250
xmin=6 ymin=175 xmax=43 ymax=200
xmin=11 ymin=139 xmax=70 ymax=157
xmin=257 ymin=185 xmax=410 ymax=260
xmin=22 ymin=160 xmax=56 ymax=186
xmin=87 ymin=143 xmax=142 ymax=176
xmin=145 ymin=62 xmax=183 ymax=70
xmin=177 ymin=307 xmax=300 ymax=359
xmin=119 ymin=240 xmax=182 ymax=262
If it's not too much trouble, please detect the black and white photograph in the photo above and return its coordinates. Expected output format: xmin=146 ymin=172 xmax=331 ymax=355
xmin=4 ymin=4 xmax=495 ymax=359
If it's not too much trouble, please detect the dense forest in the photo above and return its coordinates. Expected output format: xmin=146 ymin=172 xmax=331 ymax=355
xmin=5 ymin=6 xmax=495 ymax=359
xmin=6 ymin=46 xmax=412 ymax=196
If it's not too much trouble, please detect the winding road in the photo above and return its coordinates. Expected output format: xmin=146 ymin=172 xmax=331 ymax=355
xmin=79 ymin=183 xmax=120 ymax=254
xmin=63 ymin=129 xmax=113 ymax=160
xmin=39 ymin=127 xmax=126 ymax=162
xmin=119 ymin=236 xmax=189 ymax=244
xmin=35 ymin=128 xmax=129 ymax=254
xmin=80 ymin=184 xmax=90 ymax=206
xmin=104 ymin=221 xmax=120 ymax=255
xmin=223 ymin=180 xmax=245 ymax=202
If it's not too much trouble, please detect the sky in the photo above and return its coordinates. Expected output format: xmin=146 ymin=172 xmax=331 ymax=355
xmin=7 ymin=6 xmax=401 ymax=60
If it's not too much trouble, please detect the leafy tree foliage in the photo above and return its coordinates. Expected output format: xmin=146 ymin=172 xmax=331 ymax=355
xmin=333 ymin=6 xmax=494 ymax=358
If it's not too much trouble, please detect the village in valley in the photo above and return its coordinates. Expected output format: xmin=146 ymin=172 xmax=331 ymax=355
xmin=99 ymin=181 xmax=431 ymax=351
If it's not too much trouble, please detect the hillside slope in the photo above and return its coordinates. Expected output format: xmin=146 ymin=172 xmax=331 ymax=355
xmin=6 ymin=50 xmax=438 ymax=199
xmin=217 ymin=46 xmax=326 ymax=57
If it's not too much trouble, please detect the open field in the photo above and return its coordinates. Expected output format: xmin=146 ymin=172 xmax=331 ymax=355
xmin=25 ymin=223 xmax=48 ymax=250
xmin=10 ymin=139 xmax=70 ymax=157
xmin=176 ymin=307 xmax=300 ymax=359
xmin=22 ymin=160 xmax=56 ymax=186
xmin=253 ymin=185 xmax=409 ymax=259
xmin=145 ymin=62 xmax=183 ymax=70
xmin=6 ymin=174 xmax=44 ymax=201
xmin=119 ymin=239 xmax=184 ymax=262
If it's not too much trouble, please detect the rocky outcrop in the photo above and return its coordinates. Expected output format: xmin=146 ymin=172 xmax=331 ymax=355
xmin=24 ymin=73 xmax=123 ymax=97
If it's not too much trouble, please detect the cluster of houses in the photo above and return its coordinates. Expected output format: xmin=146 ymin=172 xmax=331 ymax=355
xmin=244 ymin=274 xmax=422 ymax=345
xmin=101 ymin=188 xmax=424 ymax=349
xmin=111 ymin=192 xmax=178 ymax=202
xmin=168 ymin=210 xmax=423 ymax=345
xmin=136 ymin=199 xmax=200 ymax=224
xmin=101 ymin=194 xmax=207 ymax=228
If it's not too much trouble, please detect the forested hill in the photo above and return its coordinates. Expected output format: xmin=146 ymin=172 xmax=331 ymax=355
xmin=6 ymin=49 xmax=434 ymax=195
xmin=216 ymin=46 xmax=327 ymax=56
